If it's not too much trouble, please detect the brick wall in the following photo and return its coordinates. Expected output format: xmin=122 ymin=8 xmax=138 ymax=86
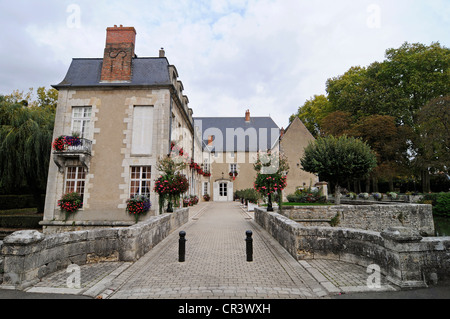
xmin=100 ymin=26 xmax=136 ymax=82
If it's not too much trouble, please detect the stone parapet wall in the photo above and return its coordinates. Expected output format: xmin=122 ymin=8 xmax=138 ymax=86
xmin=0 ymin=208 xmax=188 ymax=289
xmin=278 ymin=204 xmax=435 ymax=236
xmin=255 ymin=208 xmax=450 ymax=288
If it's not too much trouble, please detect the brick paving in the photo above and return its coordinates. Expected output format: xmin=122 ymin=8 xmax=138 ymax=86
xmin=106 ymin=202 xmax=329 ymax=299
xmin=24 ymin=201 xmax=398 ymax=299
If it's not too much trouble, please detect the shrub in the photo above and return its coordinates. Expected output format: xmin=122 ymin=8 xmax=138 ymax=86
xmin=434 ymin=193 xmax=450 ymax=217
xmin=287 ymin=188 xmax=326 ymax=204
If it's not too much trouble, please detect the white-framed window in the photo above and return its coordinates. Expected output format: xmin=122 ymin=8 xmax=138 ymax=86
xmin=203 ymin=159 xmax=210 ymax=173
xmin=230 ymin=163 xmax=237 ymax=173
xmin=203 ymin=182 xmax=209 ymax=196
xmin=65 ymin=166 xmax=86 ymax=198
xmin=71 ymin=107 xmax=92 ymax=138
xmin=130 ymin=166 xmax=151 ymax=198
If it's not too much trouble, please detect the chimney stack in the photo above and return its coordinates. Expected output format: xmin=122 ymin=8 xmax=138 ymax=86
xmin=100 ymin=25 xmax=137 ymax=82
xmin=245 ymin=109 xmax=250 ymax=122
xmin=159 ymin=48 xmax=165 ymax=58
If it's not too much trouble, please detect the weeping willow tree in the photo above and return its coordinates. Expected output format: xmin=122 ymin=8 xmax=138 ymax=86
xmin=0 ymin=89 xmax=56 ymax=213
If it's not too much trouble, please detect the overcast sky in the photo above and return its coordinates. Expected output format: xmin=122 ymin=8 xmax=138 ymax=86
xmin=0 ymin=0 xmax=448 ymax=128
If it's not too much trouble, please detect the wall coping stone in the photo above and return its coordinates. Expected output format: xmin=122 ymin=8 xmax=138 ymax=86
xmin=381 ymin=227 xmax=423 ymax=243
xmin=3 ymin=230 xmax=45 ymax=245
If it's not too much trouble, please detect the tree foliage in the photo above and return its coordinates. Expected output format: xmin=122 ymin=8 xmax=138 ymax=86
xmin=290 ymin=42 xmax=450 ymax=192
xmin=0 ymin=87 xmax=56 ymax=212
xmin=300 ymin=135 xmax=377 ymax=204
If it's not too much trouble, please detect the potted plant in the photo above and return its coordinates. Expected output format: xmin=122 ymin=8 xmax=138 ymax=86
xmin=58 ymin=192 xmax=83 ymax=221
xmin=253 ymin=174 xmax=287 ymax=211
xmin=52 ymin=135 xmax=67 ymax=151
xmin=359 ymin=192 xmax=370 ymax=200
xmin=373 ymin=192 xmax=383 ymax=201
xmin=386 ymin=192 xmax=397 ymax=200
xmin=126 ymin=195 xmax=151 ymax=223
xmin=154 ymin=156 xmax=189 ymax=214
xmin=183 ymin=197 xmax=191 ymax=207
xmin=203 ymin=194 xmax=210 ymax=201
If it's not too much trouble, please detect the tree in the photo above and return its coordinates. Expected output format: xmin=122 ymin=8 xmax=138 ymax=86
xmin=320 ymin=111 xmax=354 ymax=137
xmin=415 ymin=96 xmax=450 ymax=176
xmin=289 ymin=95 xmax=333 ymax=137
xmin=295 ymin=42 xmax=449 ymax=192
xmin=300 ymin=135 xmax=377 ymax=204
xmin=0 ymin=93 xmax=55 ymax=212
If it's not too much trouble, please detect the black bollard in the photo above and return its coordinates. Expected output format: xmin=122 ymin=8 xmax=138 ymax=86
xmin=245 ymin=230 xmax=253 ymax=262
xmin=179 ymin=231 xmax=186 ymax=262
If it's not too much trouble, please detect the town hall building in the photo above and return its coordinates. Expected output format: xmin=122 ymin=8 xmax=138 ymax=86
xmin=42 ymin=26 xmax=318 ymax=234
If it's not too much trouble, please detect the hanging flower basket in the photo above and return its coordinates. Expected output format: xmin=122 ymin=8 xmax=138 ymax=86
xmin=58 ymin=192 xmax=83 ymax=221
xmin=126 ymin=195 xmax=151 ymax=223
xmin=154 ymin=173 xmax=189 ymax=213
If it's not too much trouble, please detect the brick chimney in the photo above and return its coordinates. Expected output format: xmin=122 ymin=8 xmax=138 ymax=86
xmin=245 ymin=109 xmax=250 ymax=122
xmin=100 ymin=25 xmax=137 ymax=82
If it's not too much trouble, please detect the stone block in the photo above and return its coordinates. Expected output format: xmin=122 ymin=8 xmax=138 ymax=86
xmin=381 ymin=227 xmax=423 ymax=243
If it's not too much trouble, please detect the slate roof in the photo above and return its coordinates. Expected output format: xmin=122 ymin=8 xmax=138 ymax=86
xmin=194 ymin=117 xmax=280 ymax=152
xmin=53 ymin=57 xmax=172 ymax=89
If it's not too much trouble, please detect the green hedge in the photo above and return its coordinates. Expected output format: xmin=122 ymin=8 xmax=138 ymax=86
xmin=0 ymin=195 xmax=45 ymax=210
xmin=434 ymin=193 xmax=450 ymax=217
xmin=422 ymin=192 xmax=450 ymax=217
xmin=0 ymin=215 xmax=43 ymax=229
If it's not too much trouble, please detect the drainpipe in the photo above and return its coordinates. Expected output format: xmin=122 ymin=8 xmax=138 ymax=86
xmin=168 ymin=89 xmax=173 ymax=156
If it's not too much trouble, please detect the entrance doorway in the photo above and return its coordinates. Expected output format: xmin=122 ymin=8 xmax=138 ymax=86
xmin=219 ymin=182 xmax=228 ymax=201
xmin=213 ymin=180 xmax=234 ymax=202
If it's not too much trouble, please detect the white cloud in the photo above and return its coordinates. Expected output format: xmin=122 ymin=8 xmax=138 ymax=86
xmin=0 ymin=0 xmax=448 ymax=128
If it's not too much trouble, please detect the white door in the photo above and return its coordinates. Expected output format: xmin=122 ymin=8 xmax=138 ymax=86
xmin=219 ymin=182 xmax=228 ymax=202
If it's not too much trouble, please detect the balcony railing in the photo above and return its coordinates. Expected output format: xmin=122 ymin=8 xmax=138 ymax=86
xmin=53 ymin=137 xmax=92 ymax=155
xmin=53 ymin=137 xmax=92 ymax=173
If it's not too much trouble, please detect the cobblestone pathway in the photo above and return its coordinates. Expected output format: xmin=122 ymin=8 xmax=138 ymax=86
xmin=25 ymin=202 xmax=398 ymax=299
xmin=106 ymin=202 xmax=329 ymax=299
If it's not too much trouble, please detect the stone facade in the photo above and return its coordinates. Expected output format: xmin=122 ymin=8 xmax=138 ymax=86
xmin=43 ymin=25 xmax=319 ymax=233
xmin=280 ymin=117 xmax=319 ymax=197
xmin=43 ymin=26 xmax=199 ymax=233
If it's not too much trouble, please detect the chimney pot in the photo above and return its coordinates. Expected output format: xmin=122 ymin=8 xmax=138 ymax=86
xmin=245 ymin=109 xmax=250 ymax=122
